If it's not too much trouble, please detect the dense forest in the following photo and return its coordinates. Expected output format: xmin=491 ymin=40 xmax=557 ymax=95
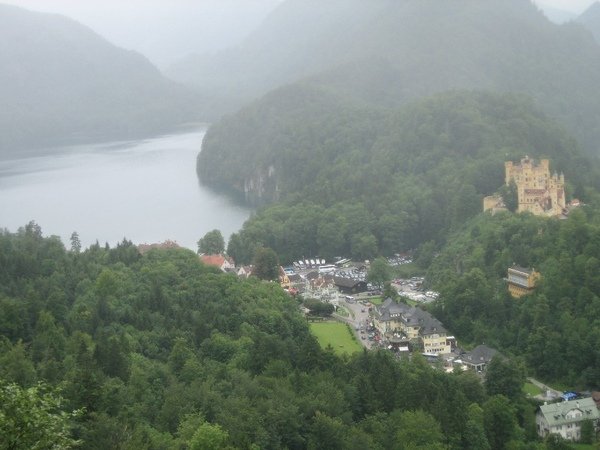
xmin=201 ymin=89 xmax=600 ymax=264
xmin=0 ymin=222 xmax=567 ymax=449
xmin=427 ymin=209 xmax=600 ymax=388
xmin=0 ymin=4 xmax=201 ymax=157
xmin=196 ymin=82 xmax=600 ymax=401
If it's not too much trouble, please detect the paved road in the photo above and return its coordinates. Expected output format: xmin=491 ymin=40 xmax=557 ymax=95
xmin=528 ymin=377 xmax=562 ymax=401
xmin=335 ymin=297 xmax=374 ymax=349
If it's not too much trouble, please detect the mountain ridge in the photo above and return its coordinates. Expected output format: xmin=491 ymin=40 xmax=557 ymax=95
xmin=175 ymin=0 xmax=600 ymax=156
xmin=577 ymin=1 xmax=600 ymax=43
xmin=0 ymin=3 xmax=201 ymax=157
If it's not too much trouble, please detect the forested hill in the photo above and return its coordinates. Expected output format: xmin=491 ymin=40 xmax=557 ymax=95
xmin=0 ymin=224 xmax=538 ymax=449
xmin=200 ymin=88 xmax=600 ymax=264
xmin=577 ymin=1 xmax=600 ymax=44
xmin=167 ymin=0 xmax=384 ymax=96
xmin=426 ymin=209 xmax=600 ymax=388
xmin=0 ymin=4 xmax=200 ymax=157
xmin=174 ymin=0 xmax=600 ymax=155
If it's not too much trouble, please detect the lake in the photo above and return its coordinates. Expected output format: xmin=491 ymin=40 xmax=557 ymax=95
xmin=0 ymin=129 xmax=251 ymax=251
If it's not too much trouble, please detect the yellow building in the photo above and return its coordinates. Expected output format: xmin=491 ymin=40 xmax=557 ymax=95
xmin=279 ymin=267 xmax=291 ymax=289
xmin=483 ymin=195 xmax=507 ymax=215
xmin=505 ymin=157 xmax=566 ymax=217
xmin=374 ymin=299 xmax=452 ymax=355
xmin=506 ymin=265 xmax=540 ymax=298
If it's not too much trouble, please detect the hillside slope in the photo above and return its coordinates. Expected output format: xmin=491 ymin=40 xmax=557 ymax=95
xmin=173 ymin=0 xmax=600 ymax=155
xmin=199 ymin=87 xmax=600 ymax=262
xmin=167 ymin=0 xmax=383 ymax=95
xmin=0 ymin=4 xmax=200 ymax=157
xmin=577 ymin=1 xmax=600 ymax=43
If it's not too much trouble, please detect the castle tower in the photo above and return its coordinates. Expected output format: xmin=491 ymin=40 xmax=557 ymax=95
xmin=504 ymin=157 xmax=566 ymax=217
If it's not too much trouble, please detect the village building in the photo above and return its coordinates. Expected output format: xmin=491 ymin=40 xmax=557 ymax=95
xmin=334 ymin=276 xmax=368 ymax=294
xmin=506 ymin=265 xmax=541 ymax=298
xmin=507 ymin=156 xmax=566 ymax=216
xmin=200 ymin=254 xmax=235 ymax=272
xmin=460 ymin=345 xmax=498 ymax=372
xmin=373 ymin=298 xmax=407 ymax=335
xmin=236 ymin=265 xmax=253 ymax=278
xmin=373 ymin=298 xmax=452 ymax=355
xmin=536 ymin=397 xmax=600 ymax=441
xmin=279 ymin=266 xmax=291 ymax=289
xmin=287 ymin=273 xmax=303 ymax=288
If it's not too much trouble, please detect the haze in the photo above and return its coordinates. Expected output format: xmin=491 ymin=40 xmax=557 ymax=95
xmin=3 ymin=0 xmax=283 ymax=67
xmin=4 ymin=0 xmax=597 ymax=67
xmin=535 ymin=0 xmax=597 ymax=13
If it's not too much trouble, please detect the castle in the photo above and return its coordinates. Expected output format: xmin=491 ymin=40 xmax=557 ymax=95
xmin=506 ymin=157 xmax=566 ymax=216
xmin=484 ymin=156 xmax=566 ymax=217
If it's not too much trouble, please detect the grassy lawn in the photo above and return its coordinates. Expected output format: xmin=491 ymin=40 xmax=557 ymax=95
xmin=310 ymin=321 xmax=363 ymax=356
xmin=523 ymin=382 xmax=543 ymax=397
xmin=572 ymin=445 xmax=596 ymax=450
xmin=336 ymin=306 xmax=350 ymax=318
xmin=368 ymin=296 xmax=383 ymax=305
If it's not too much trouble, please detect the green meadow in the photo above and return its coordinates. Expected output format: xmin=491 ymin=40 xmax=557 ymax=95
xmin=310 ymin=321 xmax=363 ymax=356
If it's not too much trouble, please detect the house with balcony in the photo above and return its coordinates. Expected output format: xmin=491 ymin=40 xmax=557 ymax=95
xmin=373 ymin=298 xmax=408 ymax=335
xmin=506 ymin=265 xmax=540 ymax=298
xmin=536 ymin=398 xmax=599 ymax=441
xmin=373 ymin=299 xmax=452 ymax=355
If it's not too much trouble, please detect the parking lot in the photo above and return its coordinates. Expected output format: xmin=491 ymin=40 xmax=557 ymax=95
xmin=391 ymin=278 xmax=439 ymax=304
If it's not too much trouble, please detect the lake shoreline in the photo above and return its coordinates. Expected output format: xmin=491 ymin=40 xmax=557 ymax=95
xmin=0 ymin=128 xmax=250 ymax=251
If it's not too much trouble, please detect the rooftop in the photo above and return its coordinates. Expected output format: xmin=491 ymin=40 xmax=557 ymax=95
xmin=538 ymin=398 xmax=600 ymax=427
xmin=508 ymin=265 xmax=535 ymax=275
xmin=463 ymin=345 xmax=498 ymax=365
xmin=376 ymin=299 xmax=447 ymax=335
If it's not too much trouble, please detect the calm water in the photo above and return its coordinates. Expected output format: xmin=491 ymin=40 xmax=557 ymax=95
xmin=0 ymin=129 xmax=251 ymax=251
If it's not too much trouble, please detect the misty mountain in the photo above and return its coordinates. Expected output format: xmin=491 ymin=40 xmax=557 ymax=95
xmin=0 ymin=4 xmax=200 ymax=157
xmin=167 ymin=0 xmax=382 ymax=99
xmin=173 ymin=0 xmax=600 ymax=156
xmin=538 ymin=5 xmax=577 ymax=24
xmin=577 ymin=1 xmax=600 ymax=43
xmin=199 ymin=85 xmax=599 ymax=260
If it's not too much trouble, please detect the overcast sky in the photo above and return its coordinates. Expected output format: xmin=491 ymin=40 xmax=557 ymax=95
xmin=536 ymin=0 xmax=597 ymax=13
xmin=3 ymin=0 xmax=597 ymax=66
xmin=3 ymin=0 xmax=283 ymax=67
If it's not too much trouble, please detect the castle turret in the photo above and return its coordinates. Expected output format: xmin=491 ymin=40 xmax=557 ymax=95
xmin=505 ymin=161 xmax=513 ymax=186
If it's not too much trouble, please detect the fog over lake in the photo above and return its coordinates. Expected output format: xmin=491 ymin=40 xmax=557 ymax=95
xmin=0 ymin=129 xmax=250 ymax=250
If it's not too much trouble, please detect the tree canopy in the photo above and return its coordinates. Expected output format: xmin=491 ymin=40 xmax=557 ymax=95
xmin=204 ymin=90 xmax=598 ymax=264
xmin=197 ymin=229 xmax=225 ymax=255
xmin=0 ymin=223 xmax=561 ymax=449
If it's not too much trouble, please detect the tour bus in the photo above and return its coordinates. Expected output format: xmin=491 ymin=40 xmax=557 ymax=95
xmin=318 ymin=264 xmax=336 ymax=274
xmin=335 ymin=258 xmax=351 ymax=267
